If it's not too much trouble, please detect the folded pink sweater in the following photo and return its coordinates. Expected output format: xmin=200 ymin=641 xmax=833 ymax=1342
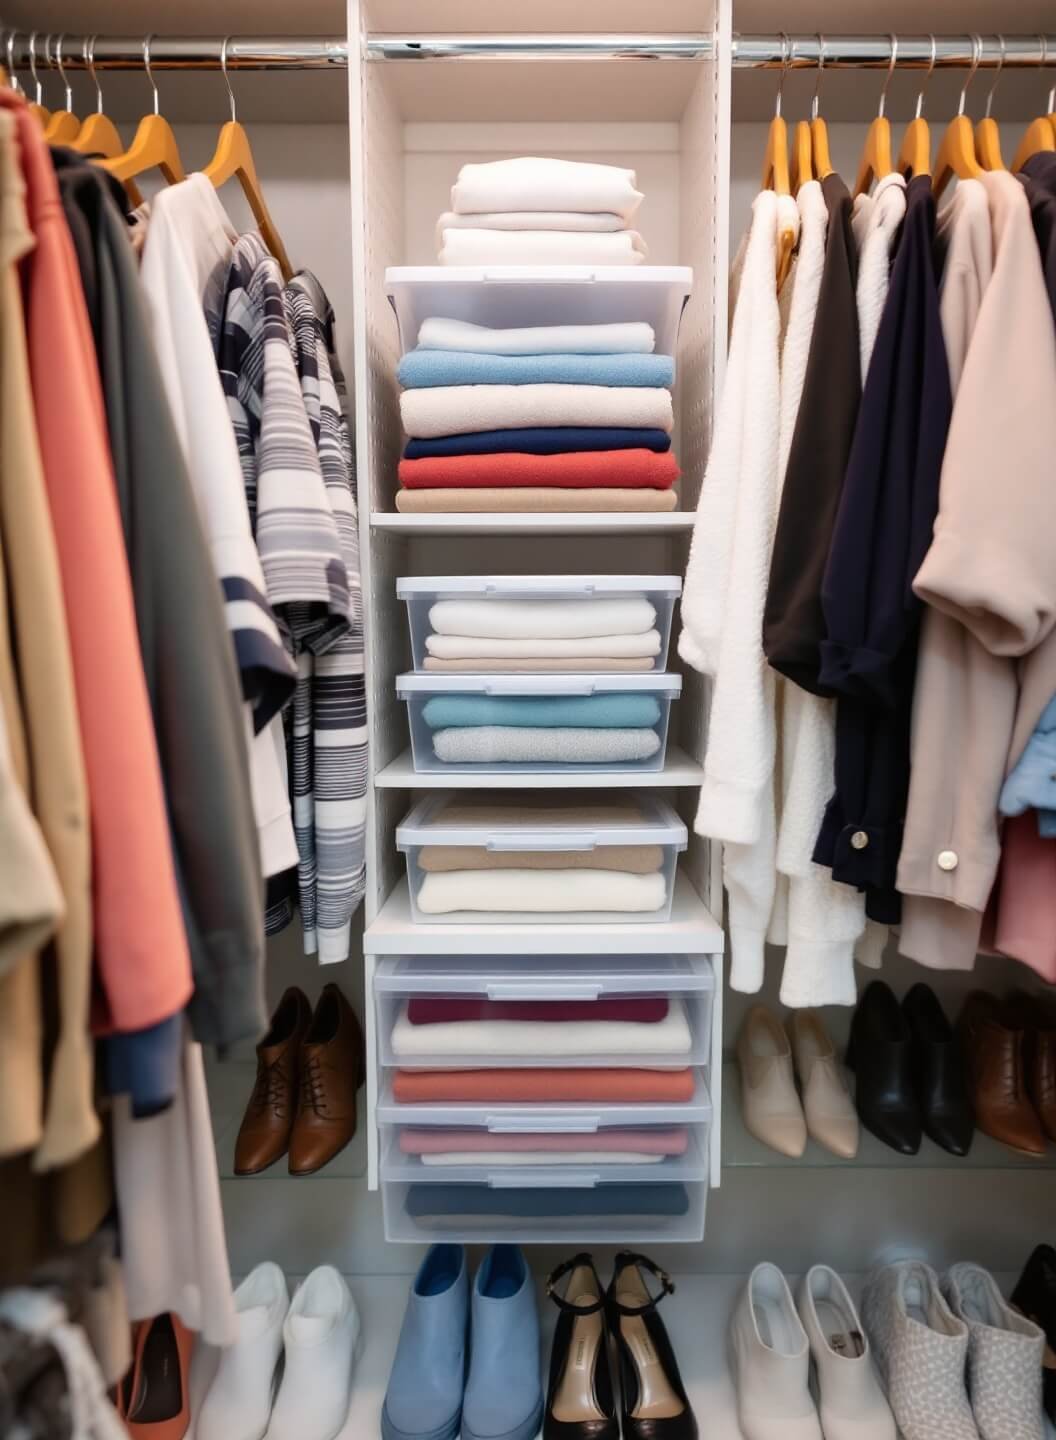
xmin=399 ymin=1127 xmax=688 ymax=1156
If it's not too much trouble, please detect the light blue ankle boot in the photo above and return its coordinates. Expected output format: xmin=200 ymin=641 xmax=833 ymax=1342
xmin=381 ymin=1244 xmax=467 ymax=1440
xmin=463 ymin=1245 xmax=544 ymax=1440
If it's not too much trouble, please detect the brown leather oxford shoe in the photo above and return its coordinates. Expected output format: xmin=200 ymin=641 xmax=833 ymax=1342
xmin=289 ymin=983 xmax=365 ymax=1176
xmin=234 ymin=986 xmax=312 ymax=1175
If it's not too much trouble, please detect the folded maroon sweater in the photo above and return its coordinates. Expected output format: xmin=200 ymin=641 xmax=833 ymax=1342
xmin=393 ymin=1067 xmax=696 ymax=1104
xmin=407 ymin=997 xmax=669 ymax=1025
xmin=398 ymin=448 xmax=680 ymax=491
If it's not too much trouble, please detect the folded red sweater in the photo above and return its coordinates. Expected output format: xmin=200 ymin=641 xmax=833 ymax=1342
xmin=398 ymin=448 xmax=680 ymax=491
xmin=407 ymin=997 xmax=668 ymax=1025
xmin=392 ymin=1067 xmax=696 ymax=1104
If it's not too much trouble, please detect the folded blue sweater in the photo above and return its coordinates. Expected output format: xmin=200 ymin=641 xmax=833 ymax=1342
xmin=421 ymin=694 xmax=662 ymax=730
xmin=404 ymin=426 xmax=672 ymax=459
xmin=398 ymin=349 xmax=676 ymax=391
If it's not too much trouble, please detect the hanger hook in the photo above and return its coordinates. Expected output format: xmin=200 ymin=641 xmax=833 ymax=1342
xmin=27 ymin=31 xmax=44 ymax=105
xmin=1044 ymin=34 xmax=1056 ymax=116
xmin=143 ymin=34 xmax=159 ymax=116
xmin=55 ymin=33 xmax=72 ymax=112
xmin=878 ymin=34 xmax=897 ymax=119
xmin=811 ymin=34 xmax=825 ymax=122
xmin=6 ymin=32 xmax=22 ymax=95
xmin=85 ymin=36 xmax=103 ymax=115
xmin=958 ymin=34 xmax=982 ymax=116
xmin=220 ymin=37 xmax=236 ymax=123
xmin=984 ymin=34 xmax=1006 ymax=118
xmin=914 ymin=34 xmax=937 ymax=120
xmin=775 ymin=31 xmax=790 ymax=119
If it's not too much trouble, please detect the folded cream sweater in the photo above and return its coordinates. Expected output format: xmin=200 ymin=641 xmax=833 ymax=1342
xmin=400 ymin=384 xmax=674 ymax=439
xmin=429 ymin=596 xmax=656 ymax=639
xmin=450 ymin=157 xmax=643 ymax=222
xmin=391 ymin=997 xmax=691 ymax=1058
xmin=425 ymin=631 xmax=661 ymax=660
xmin=418 ymin=317 xmax=655 ymax=355
xmin=439 ymin=228 xmax=647 ymax=266
xmin=415 ymin=868 xmax=667 ymax=915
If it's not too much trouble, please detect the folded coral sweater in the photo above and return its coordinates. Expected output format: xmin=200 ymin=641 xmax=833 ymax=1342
xmin=405 ymin=427 xmax=672 ymax=459
xmin=400 ymin=450 xmax=679 ymax=491
xmin=432 ymin=726 xmax=661 ymax=764
xmin=406 ymin=996 xmax=668 ymax=1023
xmin=450 ymin=157 xmax=644 ymax=221
xmin=392 ymin=1066 xmax=696 ymax=1103
xmin=391 ymin=998 xmax=691 ymax=1058
xmin=415 ymin=868 xmax=666 ymax=915
xmin=417 ymin=317 xmax=655 ymax=355
xmin=421 ymin=694 xmax=662 ymax=730
xmin=418 ymin=843 xmax=662 ymax=874
xmin=400 ymin=384 xmax=674 ymax=438
xmin=398 ymin=350 xmax=674 ymax=390
xmin=400 ymin=1127 xmax=687 ymax=1153
xmin=429 ymin=596 xmax=656 ymax=639
xmin=439 ymin=229 xmax=646 ymax=266
xmin=396 ymin=488 xmax=679 ymax=515
xmin=425 ymin=632 xmax=661 ymax=660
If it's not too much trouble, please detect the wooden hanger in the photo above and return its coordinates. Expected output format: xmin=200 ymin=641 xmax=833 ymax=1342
xmin=974 ymin=35 xmax=1006 ymax=170
xmin=762 ymin=35 xmax=796 ymax=290
xmin=202 ymin=38 xmax=293 ymax=281
xmin=70 ymin=38 xmax=143 ymax=208
xmin=101 ymin=35 xmax=185 ymax=187
xmin=854 ymin=36 xmax=897 ymax=197
xmin=43 ymin=35 xmax=81 ymax=144
xmin=809 ymin=37 xmax=834 ymax=180
xmin=26 ymin=32 xmax=50 ymax=129
xmin=934 ymin=35 xmax=986 ymax=196
xmin=1012 ymin=35 xmax=1056 ymax=171
xmin=790 ymin=119 xmax=814 ymax=192
xmin=897 ymin=33 xmax=935 ymax=177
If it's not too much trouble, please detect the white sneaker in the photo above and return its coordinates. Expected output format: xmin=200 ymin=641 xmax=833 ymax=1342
xmin=730 ymin=1263 xmax=823 ymax=1439
xmin=944 ymin=1262 xmax=1045 ymax=1440
xmin=266 ymin=1267 xmax=360 ymax=1440
xmin=796 ymin=1266 xmax=895 ymax=1440
xmin=861 ymin=1261 xmax=980 ymax=1440
xmin=198 ymin=1262 xmax=289 ymax=1440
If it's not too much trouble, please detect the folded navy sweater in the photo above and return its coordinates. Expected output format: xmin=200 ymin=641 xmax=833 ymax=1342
xmin=404 ymin=426 xmax=672 ymax=459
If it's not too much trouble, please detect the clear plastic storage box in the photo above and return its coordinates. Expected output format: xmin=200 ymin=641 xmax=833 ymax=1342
xmin=396 ymin=672 xmax=681 ymax=773
xmin=396 ymin=575 xmax=682 ymax=674
xmin=395 ymin=792 xmax=688 ymax=925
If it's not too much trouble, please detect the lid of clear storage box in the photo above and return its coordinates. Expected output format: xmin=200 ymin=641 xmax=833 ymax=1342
xmin=385 ymin=266 xmax=693 ymax=359
xmin=395 ymin=792 xmax=688 ymax=850
xmin=396 ymin=575 xmax=681 ymax=599
xmin=375 ymin=954 xmax=713 ymax=996
xmin=396 ymin=673 xmax=681 ymax=697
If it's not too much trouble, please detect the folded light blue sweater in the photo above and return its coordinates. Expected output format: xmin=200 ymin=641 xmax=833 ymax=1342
xmin=421 ymin=694 xmax=662 ymax=730
xmin=398 ymin=349 xmax=676 ymax=391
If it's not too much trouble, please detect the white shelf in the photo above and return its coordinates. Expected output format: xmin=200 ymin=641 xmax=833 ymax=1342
xmin=370 ymin=509 xmax=696 ymax=535
xmin=374 ymin=742 xmax=704 ymax=788
xmin=364 ymin=868 xmax=722 ymax=956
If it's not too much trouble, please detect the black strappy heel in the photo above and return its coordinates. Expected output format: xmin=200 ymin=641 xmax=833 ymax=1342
xmin=606 ymin=1252 xmax=698 ymax=1440
xmin=544 ymin=1253 xmax=620 ymax=1440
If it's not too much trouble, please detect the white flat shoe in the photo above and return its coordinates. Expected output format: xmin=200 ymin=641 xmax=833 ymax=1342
xmin=266 ymin=1266 xmax=360 ymax=1440
xmin=796 ymin=1266 xmax=895 ymax=1440
xmin=944 ymin=1262 xmax=1045 ymax=1440
xmin=789 ymin=1011 xmax=859 ymax=1159
xmin=197 ymin=1262 xmax=289 ymax=1440
xmin=730 ymin=1262 xmax=823 ymax=1440
xmin=738 ymin=1007 xmax=807 ymax=1158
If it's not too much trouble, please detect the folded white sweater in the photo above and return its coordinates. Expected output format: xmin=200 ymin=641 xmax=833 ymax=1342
xmin=433 ymin=726 xmax=661 ymax=764
xmin=415 ymin=867 xmax=667 ymax=915
xmin=417 ymin=317 xmax=656 ymax=356
xmin=401 ymin=384 xmax=674 ymax=439
xmin=429 ymin=597 xmax=656 ymax=639
xmin=436 ymin=210 xmax=628 ymax=236
xmin=425 ymin=631 xmax=661 ymax=659
xmin=439 ymin=228 xmax=647 ymax=266
xmin=451 ymin=157 xmax=644 ymax=222
xmin=391 ymin=998 xmax=691 ymax=1058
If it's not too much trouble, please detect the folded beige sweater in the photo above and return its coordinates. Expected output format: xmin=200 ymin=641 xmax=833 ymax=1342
xmin=395 ymin=488 xmax=679 ymax=513
xmin=423 ymin=656 xmax=656 ymax=673
xmin=419 ymin=843 xmax=663 ymax=873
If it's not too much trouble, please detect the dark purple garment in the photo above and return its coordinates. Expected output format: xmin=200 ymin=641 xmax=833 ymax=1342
xmin=1019 ymin=153 xmax=1056 ymax=326
xmin=813 ymin=176 xmax=953 ymax=923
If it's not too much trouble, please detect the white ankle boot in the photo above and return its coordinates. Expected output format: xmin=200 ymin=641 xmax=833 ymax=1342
xmin=796 ymin=1266 xmax=895 ymax=1440
xmin=198 ymin=1262 xmax=289 ymax=1440
xmin=944 ymin=1262 xmax=1045 ymax=1440
xmin=730 ymin=1263 xmax=823 ymax=1439
xmin=266 ymin=1266 xmax=360 ymax=1440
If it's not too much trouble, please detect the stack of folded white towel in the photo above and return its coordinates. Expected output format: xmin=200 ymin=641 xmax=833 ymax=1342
xmin=437 ymin=156 xmax=646 ymax=266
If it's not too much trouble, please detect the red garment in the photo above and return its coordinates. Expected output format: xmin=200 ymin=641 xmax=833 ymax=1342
xmin=7 ymin=94 xmax=192 ymax=1032
xmin=398 ymin=448 xmax=679 ymax=491
xmin=990 ymin=813 xmax=1056 ymax=983
xmin=392 ymin=1067 xmax=696 ymax=1103
xmin=399 ymin=1127 xmax=689 ymax=1155
xmin=407 ymin=996 xmax=668 ymax=1025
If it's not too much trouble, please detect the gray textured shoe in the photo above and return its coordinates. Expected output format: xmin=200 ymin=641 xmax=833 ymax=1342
xmin=944 ymin=1262 xmax=1045 ymax=1440
xmin=860 ymin=1261 xmax=980 ymax=1440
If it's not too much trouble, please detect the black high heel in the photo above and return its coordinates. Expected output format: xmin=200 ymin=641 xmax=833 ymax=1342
xmin=607 ymin=1253 xmax=697 ymax=1440
xmin=544 ymin=1253 xmax=619 ymax=1440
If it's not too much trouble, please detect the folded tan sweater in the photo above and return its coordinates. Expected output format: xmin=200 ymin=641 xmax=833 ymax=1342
xmin=419 ymin=843 xmax=663 ymax=873
xmin=395 ymin=487 xmax=679 ymax=513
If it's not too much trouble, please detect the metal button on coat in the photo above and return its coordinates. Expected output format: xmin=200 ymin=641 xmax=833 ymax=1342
xmin=937 ymin=849 xmax=958 ymax=872
xmin=851 ymin=830 xmax=869 ymax=851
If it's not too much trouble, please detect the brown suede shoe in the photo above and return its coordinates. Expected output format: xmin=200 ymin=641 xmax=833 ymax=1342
xmin=1009 ymin=990 xmax=1056 ymax=1143
xmin=234 ymin=987 xmax=312 ymax=1175
xmin=960 ymin=991 xmax=1047 ymax=1157
xmin=289 ymin=983 xmax=365 ymax=1176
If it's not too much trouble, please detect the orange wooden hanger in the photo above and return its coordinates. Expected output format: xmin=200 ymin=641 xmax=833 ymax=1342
xmin=71 ymin=37 xmax=143 ymax=208
xmin=855 ymin=35 xmax=897 ymax=197
xmin=1012 ymin=35 xmax=1056 ymax=172
xmin=43 ymin=34 xmax=81 ymax=144
xmin=975 ymin=34 xmax=1007 ymax=170
xmin=790 ymin=119 xmax=814 ymax=193
xmin=934 ymin=34 xmax=986 ymax=196
xmin=101 ymin=35 xmax=185 ymax=187
xmin=809 ymin=37 xmax=834 ymax=181
xmin=762 ymin=34 xmax=796 ymax=289
xmin=26 ymin=32 xmax=50 ymax=129
xmin=898 ymin=33 xmax=935 ymax=178
xmin=202 ymin=38 xmax=293 ymax=281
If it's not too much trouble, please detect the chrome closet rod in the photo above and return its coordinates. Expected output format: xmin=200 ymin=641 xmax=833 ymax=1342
xmin=7 ymin=33 xmax=1056 ymax=70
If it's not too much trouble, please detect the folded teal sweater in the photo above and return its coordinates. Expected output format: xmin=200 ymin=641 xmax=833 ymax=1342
xmin=421 ymin=693 xmax=662 ymax=730
xmin=398 ymin=349 xmax=675 ymax=390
